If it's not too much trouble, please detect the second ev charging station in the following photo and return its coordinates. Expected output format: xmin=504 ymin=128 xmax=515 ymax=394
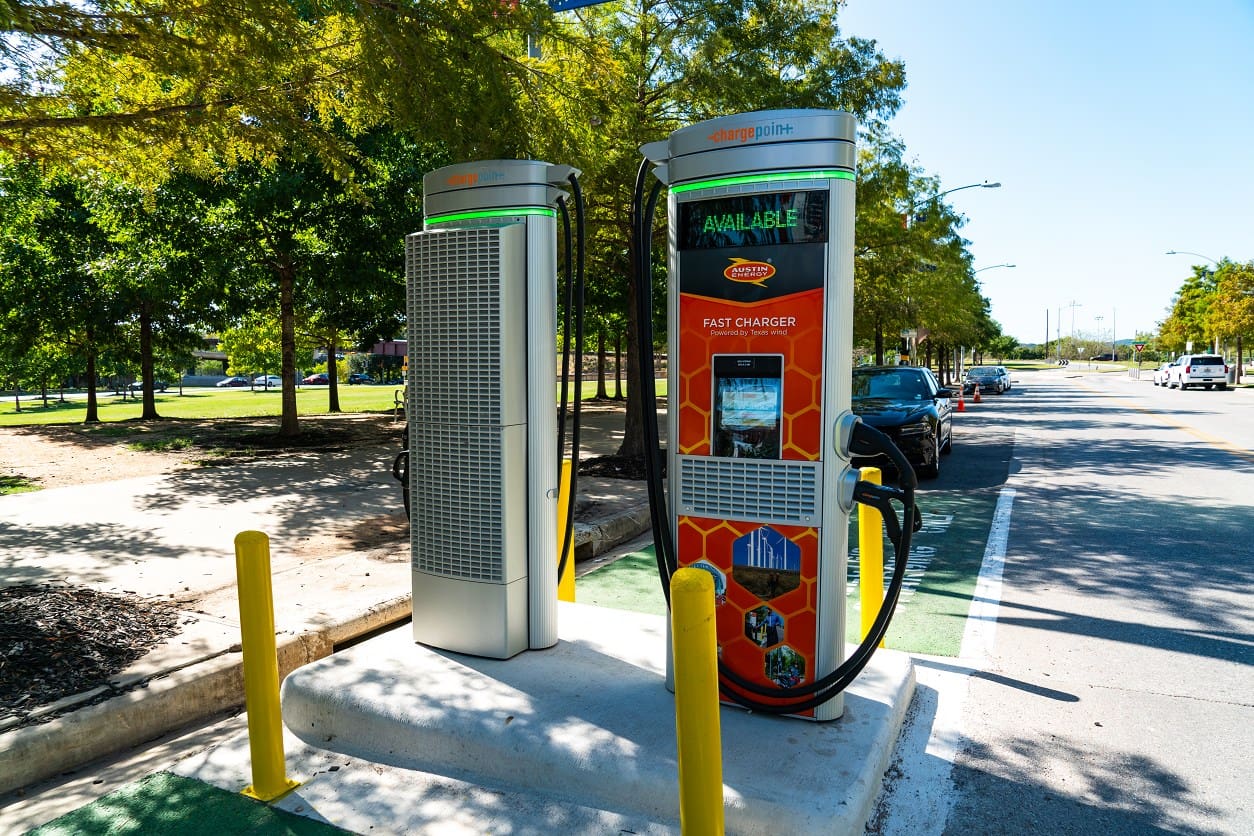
xmin=639 ymin=110 xmax=918 ymax=720
xmin=404 ymin=160 xmax=581 ymax=660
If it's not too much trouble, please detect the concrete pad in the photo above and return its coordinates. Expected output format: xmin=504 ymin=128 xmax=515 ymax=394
xmin=279 ymin=602 xmax=914 ymax=834
xmin=176 ymin=728 xmax=676 ymax=836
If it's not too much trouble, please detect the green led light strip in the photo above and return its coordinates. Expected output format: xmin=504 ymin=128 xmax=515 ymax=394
xmin=670 ymin=169 xmax=854 ymax=194
xmin=426 ymin=207 xmax=557 ymax=225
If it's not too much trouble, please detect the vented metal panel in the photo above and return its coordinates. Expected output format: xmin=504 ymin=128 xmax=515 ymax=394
xmin=405 ymin=226 xmax=527 ymax=584
xmin=406 ymin=230 xmax=503 ymax=426
xmin=677 ymin=455 xmax=822 ymax=526
xmin=409 ymin=423 xmax=505 ymax=581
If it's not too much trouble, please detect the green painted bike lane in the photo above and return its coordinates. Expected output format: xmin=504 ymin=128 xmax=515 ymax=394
xmin=28 ymin=772 xmax=349 ymax=836
xmin=577 ymin=488 xmax=1000 ymax=658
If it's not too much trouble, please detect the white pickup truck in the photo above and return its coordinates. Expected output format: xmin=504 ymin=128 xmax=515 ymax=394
xmin=1167 ymin=354 xmax=1229 ymax=390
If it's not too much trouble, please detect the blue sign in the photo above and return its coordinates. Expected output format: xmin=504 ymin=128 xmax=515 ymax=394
xmin=549 ymin=0 xmax=613 ymax=10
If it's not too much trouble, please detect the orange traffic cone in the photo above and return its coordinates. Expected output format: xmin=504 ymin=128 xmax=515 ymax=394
xmin=957 ymin=389 xmax=966 ymax=412
xmin=973 ymin=383 xmax=982 ymax=404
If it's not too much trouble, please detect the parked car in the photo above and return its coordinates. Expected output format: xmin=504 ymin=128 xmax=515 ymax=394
xmin=216 ymin=376 xmax=250 ymax=387
xmin=850 ymin=365 xmax=954 ymax=479
xmin=129 ymin=380 xmax=168 ymax=392
xmin=1089 ymin=353 xmax=1118 ymax=361
xmin=962 ymin=365 xmax=1011 ymax=395
xmin=303 ymin=373 xmax=330 ymax=384
xmin=253 ymin=374 xmax=283 ymax=387
xmin=347 ymin=373 xmax=374 ymax=385
xmin=1166 ymin=354 xmax=1228 ymax=390
xmin=1152 ymin=361 xmax=1175 ymax=386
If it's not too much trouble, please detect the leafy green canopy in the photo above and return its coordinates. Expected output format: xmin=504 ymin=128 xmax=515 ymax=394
xmin=0 ymin=0 xmax=543 ymax=179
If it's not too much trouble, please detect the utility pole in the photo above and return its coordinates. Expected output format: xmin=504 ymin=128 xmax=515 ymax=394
xmin=1065 ymin=300 xmax=1082 ymax=359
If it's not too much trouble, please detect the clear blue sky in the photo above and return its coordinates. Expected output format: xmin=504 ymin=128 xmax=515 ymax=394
xmin=838 ymin=0 xmax=1254 ymax=345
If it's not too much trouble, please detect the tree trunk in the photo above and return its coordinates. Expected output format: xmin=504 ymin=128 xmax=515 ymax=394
xmin=84 ymin=341 xmax=99 ymax=423
xmin=596 ymin=328 xmax=609 ymax=400
xmin=614 ymin=331 xmax=624 ymax=400
xmin=139 ymin=304 xmax=160 ymax=420
xmin=619 ymin=240 xmax=646 ymax=460
xmin=874 ymin=324 xmax=885 ymax=366
xmin=278 ymin=261 xmax=299 ymax=437
xmin=1237 ymin=335 xmax=1243 ymax=385
xmin=328 ymin=335 xmax=342 ymax=413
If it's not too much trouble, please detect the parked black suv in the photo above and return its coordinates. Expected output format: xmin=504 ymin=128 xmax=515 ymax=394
xmin=851 ymin=365 xmax=954 ymax=478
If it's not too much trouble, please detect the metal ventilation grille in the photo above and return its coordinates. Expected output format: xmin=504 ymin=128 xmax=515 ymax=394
xmin=409 ymin=423 xmax=505 ymax=582
xmin=677 ymin=455 xmax=822 ymax=526
xmin=405 ymin=227 xmax=517 ymax=582
xmin=405 ymin=229 xmax=502 ymax=425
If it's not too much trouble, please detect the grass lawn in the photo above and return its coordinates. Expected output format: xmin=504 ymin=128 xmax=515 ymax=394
xmin=0 ymin=475 xmax=38 ymax=495
xmin=0 ymin=384 xmax=405 ymax=427
xmin=0 ymin=379 xmax=662 ymax=427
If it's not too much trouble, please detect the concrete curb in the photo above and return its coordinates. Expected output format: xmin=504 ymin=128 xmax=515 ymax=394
xmin=1 ymin=500 xmax=652 ymax=796
xmin=0 ymin=596 xmax=412 ymax=796
xmin=574 ymin=504 xmax=654 ymax=560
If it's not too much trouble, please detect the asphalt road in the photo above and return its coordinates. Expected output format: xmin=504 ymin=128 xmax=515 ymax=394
xmin=875 ymin=368 xmax=1254 ymax=835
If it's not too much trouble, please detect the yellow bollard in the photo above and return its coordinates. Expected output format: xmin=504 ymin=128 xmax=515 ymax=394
xmin=858 ymin=467 xmax=886 ymax=648
xmin=556 ymin=459 xmax=576 ymax=602
xmin=670 ymin=568 xmax=725 ymax=835
xmin=234 ymin=530 xmax=301 ymax=801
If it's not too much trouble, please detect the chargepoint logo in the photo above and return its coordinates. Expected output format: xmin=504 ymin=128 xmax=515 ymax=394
xmin=446 ymin=170 xmax=506 ymax=188
xmin=708 ymin=121 xmax=795 ymax=145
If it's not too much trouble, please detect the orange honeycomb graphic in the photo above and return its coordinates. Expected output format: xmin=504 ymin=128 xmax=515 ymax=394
xmin=677 ymin=287 xmax=826 ymax=459
xmin=678 ymin=515 xmax=819 ymax=700
xmin=676 ymin=279 xmax=830 ymax=714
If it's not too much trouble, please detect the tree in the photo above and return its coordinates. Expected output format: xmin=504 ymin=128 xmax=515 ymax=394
xmin=1159 ymin=266 xmax=1219 ymax=354
xmin=296 ymin=129 xmax=432 ymax=414
xmin=521 ymin=0 xmax=906 ymax=458
xmin=854 ymin=134 xmax=987 ymax=371
xmin=0 ymin=166 xmax=127 ymax=422
xmin=219 ymin=314 xmax=285 ymax=382
xmin=88 ymin=176 xmax=225 ymax=417
xmin=1 ymin=1 xmax=545 ymax=181
xmin=189 ymin=130 xmax=433 ymax=435
xmin=986 ymin=334 xmax=1020 ymax=364
xmin=1207 ymin=260 xmax=1254 ymax=381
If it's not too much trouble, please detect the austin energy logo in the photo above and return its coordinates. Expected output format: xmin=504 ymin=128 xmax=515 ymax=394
xmin=724 ymin=257 xmax=776 ymax=287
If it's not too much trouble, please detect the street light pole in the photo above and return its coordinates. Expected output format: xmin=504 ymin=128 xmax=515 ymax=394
xmin=910 ymin=181 xmax=1001 ymax=211
xmin=973 ymin=263 xmax=1016 ymax=274
xmin=1165 ymin=250 xmax=1220 ymax=266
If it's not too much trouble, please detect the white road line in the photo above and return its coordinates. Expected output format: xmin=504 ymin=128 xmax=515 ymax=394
xmin=869 ymin=486 xmax=1016 ymax=835
xmin=959 ymin=488 xmax=1016 ymax=663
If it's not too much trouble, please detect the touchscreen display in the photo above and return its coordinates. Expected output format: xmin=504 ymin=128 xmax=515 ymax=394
xmin=712 ymin=355 xmax=783 ymax=459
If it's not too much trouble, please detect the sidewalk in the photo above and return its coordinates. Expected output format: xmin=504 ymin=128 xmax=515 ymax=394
xmin=0 ymin=406 xmax=649 ymax=803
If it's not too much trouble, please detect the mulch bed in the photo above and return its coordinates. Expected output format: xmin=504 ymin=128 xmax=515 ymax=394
xmin=0 ymin=584 xmax=181 ymax=727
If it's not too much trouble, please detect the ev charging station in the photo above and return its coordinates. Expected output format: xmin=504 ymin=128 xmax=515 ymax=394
xmin=282 ymin=119 xmax=918 ymax=831
xmin=404 ymin=159 xmax=577 ymax=660
xmin=641 ymin=110 xmax=861 ymax=720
